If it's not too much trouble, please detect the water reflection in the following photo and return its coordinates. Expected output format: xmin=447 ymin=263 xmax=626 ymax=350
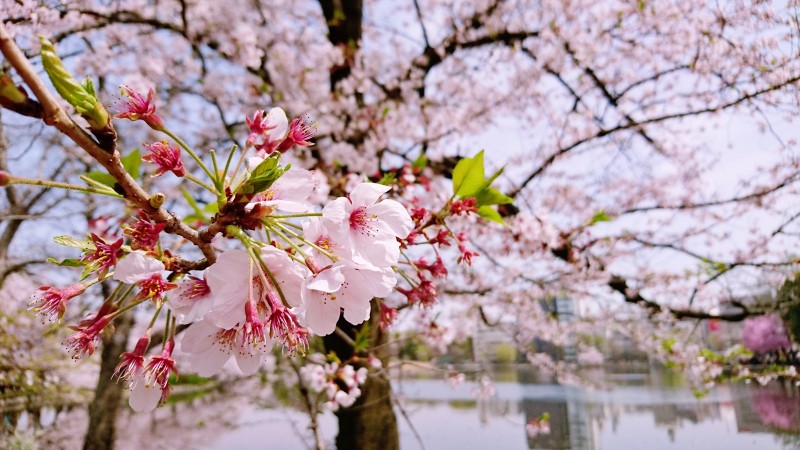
xmin=394 ymin=365 xmax=800 ymax=450
xmin=4 ymin=365 xmax=800 ymax=449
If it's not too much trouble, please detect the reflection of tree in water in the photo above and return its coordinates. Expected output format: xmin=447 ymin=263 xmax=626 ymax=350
xmin=9 ymin=378 xmax=285 ymax=450
xmin=751 ymin=384 xmax=800 ymax=431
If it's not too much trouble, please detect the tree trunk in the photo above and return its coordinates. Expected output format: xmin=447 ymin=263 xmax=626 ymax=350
xmin=82 ymin=311 xmax=133 ymax=450
xmin=323 ymin=302 xmax=399 ymax=450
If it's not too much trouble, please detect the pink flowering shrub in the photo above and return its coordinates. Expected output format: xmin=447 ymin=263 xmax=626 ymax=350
xmin=742 ymin=315 xmax=792 ymax=355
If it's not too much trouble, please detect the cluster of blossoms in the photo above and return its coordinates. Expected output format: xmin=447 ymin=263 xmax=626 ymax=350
xmin=299 ymin=355 xmax=377 ymax=411
xmin=525 ymin=414 xmax=551 ymax=439
xmin=22 ymin=84 xmax=496 ymax=413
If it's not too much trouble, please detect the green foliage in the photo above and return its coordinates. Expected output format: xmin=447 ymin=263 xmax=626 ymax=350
xmin=452 ymin=150 xmax=486 ymax=198
xmin=493 ymin=343 xmax=518 ymax=364
xmin=475 ymin=187 xmax=514 ymax=207
xmin=476 ymin=205 xmax=504 ymax=224
xmin=84 ymin=149 xmax=141 ymax=190
xmin=46 ymin=257 xmax=84 ymax=267
xmin=39 ymin=37 xmax=109 ymax=129
xmin=587 ymin=210 xmax=612 ymax=226
xmin=53 ymin=235 xmax=92 ymax=249
xmin=412 ymin=152 xmax=428 ymax=170
xmin=0 ymin=73 xmax=28 ymax=104
xmin=778 ymin=274 xmax=800 ymax=345
xmin=661 ymin=337 xmax=677 ymax=353
xmin=451 ymin=150 xmax=514 ymax=225
xmin=236 ymin=155 xmax=288 ymax=196
xmin=182 ymin=188 xmax=218 ymax=224
xmin=121 ymin=148 xmax=141 ymax=180
xmin=700 ymin=258 xmax=729 ymax=276
xmin=353 ymin=321 xmax=371 ymax=353
xmin=377 ymin=171 xmax=396 ymax=186
xmin=84 ymin=171 xmax=116 ymax=188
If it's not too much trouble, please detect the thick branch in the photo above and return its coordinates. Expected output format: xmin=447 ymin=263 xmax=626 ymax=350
xmin=0 ymin=22 xmax=217 ymax=265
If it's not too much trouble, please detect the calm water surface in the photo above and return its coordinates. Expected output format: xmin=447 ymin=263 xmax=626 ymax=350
xmin=7 ymin=365 xmax=800 ymax=449
xmin=205 ymin=365 xmax=800 ymax=450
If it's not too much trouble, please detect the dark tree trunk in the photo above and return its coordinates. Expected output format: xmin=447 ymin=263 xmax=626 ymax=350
xmin=323 ymin=302 xmax=399 ymax=450
xmin=82 ymin=311 xmax=133 ymax=450
xmin=317 ymin=0 xmax=363 ymax=91
xmin=316 ymin=2 xmax=399 ymax=448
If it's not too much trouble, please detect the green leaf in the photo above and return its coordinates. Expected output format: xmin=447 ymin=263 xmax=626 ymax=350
xmin=0 ymin=74 xmax=28 ymax=104
xmin=238 ymin=155 xmax=287 ymax=195
xmin=377 ymin=172 xmax=396 ymax=186
xmin=475 ymin=187 xmax=513 ymax=207
xmin=353 ymin=322 xmax=371 ymax=353
xmin=53 ymin=235 xmax=92 ymax=249
xmin=412 ymin=153 xmax=428 ymax=170
xmin=587 ymin=210 xmax=612 ymax=226
xmin=81 ymin=77 xmax=97 ymax=97
xmin=182 ymin=188 xmax=204 ymax=216
xmin=47 ymin=257 xmax=85 ymax=267
xmin=204 ymin=201 xmax=219 ymax=215
xmin=121 ymin=149 xmax=141 ymax=180
xmin=84 ymin=171 xmax=116 ymax=188
xmin=452 ymin=150 xmax=485 ymax=198
xmin=39 ymin=37 xmax=109 ymax=129
xmin=483 ymin=167 xmax=504 ymax=188
xmin=477 ymin=205 xmax=507 ymax=226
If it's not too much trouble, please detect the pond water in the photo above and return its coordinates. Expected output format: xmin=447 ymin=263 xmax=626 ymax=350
xmin=5 ymin=364 xmax=800 ymax=449
xmin=203 ymin=365 xmax=800 ymax=450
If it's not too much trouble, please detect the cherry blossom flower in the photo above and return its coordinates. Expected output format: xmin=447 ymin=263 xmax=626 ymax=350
xmin=204 ymin=247 xmax=305 ymax=330
xmin=300 ymin=359 xmax=369 ymax=411
xmin=276 ymin=114 xmax=316 ymax=153
xmin=113 ymin=251 xmax=177 ymax=303
xmin=245 ymin=163 xmax=315 ymax=214
xmin=123 ymin=212 xmax=165 ymax=250
xmin=126 ymin=338 xmax=177 ymax=413
xmin=145 ymin=338 xmax=177 ymax=390
xmin=379 ymin=302 xmax=397 ymax=331
xmin=142 ymin=141 xmax=185 ymax=177
xmin=526 ymin=416 xmax=551 ymax=439
xmin=114 ymin=332 xmax=150 ymax=385
xmin=448 ymin=197 xmax=478 ymax=216
xmin=65 ymin=303 xmax=116 ymax=359
xmin=180 ymin=319 xmax=269 ymax=376
xmin=29 ymin=283 xmax=87 ymax=322
xmin=245 ymin=107 xmax=288 ymax=154
xmin=302 ymin=262 xmax=396 ymax=336
xmin=302 ymin=217 xmax=350 ymax=265
xmin=455 ymin=232 xmax=478 ymax=265
xmin=168 ymin=276 xmax=212 ymax=324
xmin=414 ymin=256 xmax=448 ymax=278
xmin=300 ymin=364 xmax=328 ymax=392
xmin=114 ymin=85 xmax=165 ymax=131
xmin=80 ymin=233 xmax=124 ymax=279
xmin=263 ymin=289 xmax=309 ymax=354
xmin=128 ymin=377 xmax=162 ymax=413
xmin=397 ymin=275 xmax=437 ymax=307
xmin=323 ymin=182 xmax=413 ymax=267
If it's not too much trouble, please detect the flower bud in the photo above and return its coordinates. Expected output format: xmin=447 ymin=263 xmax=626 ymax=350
xmin=39 ymin=37 xmax=110 ymax=130
xmin=149 ymin=193 xmax=166 ymax=208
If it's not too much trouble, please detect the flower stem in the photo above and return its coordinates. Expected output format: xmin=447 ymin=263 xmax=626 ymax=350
xmin=270 ymin=220 xmax=336 ymax=261
xmin=269 ymin=212 xmax=323 ymax=219
xmin=184 ymin=172 xmax=219 ymax=194
xmin=162 ymin=129 xmax=217 ymax=186
xmin=10 ymin=175 xmax=123 ymax=197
